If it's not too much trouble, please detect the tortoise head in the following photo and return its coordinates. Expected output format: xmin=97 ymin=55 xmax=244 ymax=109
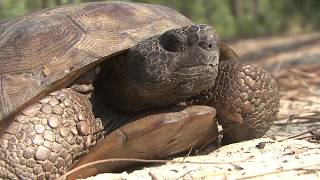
xmin=97 ymin=24 xmax=219 ymax=112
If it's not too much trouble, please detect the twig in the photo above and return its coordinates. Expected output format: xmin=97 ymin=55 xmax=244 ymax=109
xmin=182 ymin=146 xmax=193 ymax=162
xmin=237 ymin=162 xmax=320 ymax=179
xmin=175 ymin=168 xmax=199 ymax=180
xmin=295 ymin=135 xmax=316 ymax=140
xmin=278 ymin=128 xmax=320 ymax=142
xmin=274 ymin=118 xmax=320 ymax=125
xmin=175 ymin=167 xmax=228 ymax=180
xmin=197 ymin=126 xmax=232 ymax=152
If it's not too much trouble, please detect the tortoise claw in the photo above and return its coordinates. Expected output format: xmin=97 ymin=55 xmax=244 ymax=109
xmin=71 ymin=84 xmax=94 ymax=94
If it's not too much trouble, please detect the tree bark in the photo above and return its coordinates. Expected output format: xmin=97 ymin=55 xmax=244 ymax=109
xmin=253 ymin=0 xmax=261 ymax=16
xmin=42 ymin=0 xmax=49 ymax=8
xmin=55 ymin=0 xmax=62 ymax=5
xmin=230 ymin=0 xmax=242 ymax=20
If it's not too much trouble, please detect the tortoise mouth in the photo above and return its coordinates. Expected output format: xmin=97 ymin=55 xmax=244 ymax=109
xmin=173 ymin=65 xmax=218 ymax=96
xmin=174 ymin=64 xmax=217 ymax=77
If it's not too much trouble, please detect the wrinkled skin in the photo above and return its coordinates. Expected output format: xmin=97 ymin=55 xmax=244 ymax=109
xmin=97 ymin=24 xmax=219 ymax=112
xmin=0 ymin=24 xmax=279 ymax=179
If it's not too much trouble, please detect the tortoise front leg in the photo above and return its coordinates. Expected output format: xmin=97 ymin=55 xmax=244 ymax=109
xmin=0 ymin=88 xmax=105 ymax=179
xmin=188 ymin=47 xmax=280 ymax=144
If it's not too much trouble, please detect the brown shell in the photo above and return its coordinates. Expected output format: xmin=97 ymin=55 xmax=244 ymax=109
xmin=0 ymin=2 xmax=192 ymax=122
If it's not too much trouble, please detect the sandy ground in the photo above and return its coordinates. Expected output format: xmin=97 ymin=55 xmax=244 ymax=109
xmin=81 ymin=32 xmax=320 ymax=180
xmin=86 ymin=138 xmax=320 ymax=180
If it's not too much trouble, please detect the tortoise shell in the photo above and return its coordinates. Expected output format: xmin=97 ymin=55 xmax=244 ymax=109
xmin=0 ymin=1 xmax=193 ymax=123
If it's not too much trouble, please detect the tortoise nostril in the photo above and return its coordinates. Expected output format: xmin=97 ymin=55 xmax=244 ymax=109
xmin=208 ymin=62 xmax=217 ymax=68
xmin=198 ymin=41 xmax=215 ymax=51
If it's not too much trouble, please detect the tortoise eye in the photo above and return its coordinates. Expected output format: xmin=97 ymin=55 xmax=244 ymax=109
xmin=160 ymin=32 xmax=184 ymax=52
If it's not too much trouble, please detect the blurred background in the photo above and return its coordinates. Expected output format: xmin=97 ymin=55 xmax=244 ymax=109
xmin=1 ymin=0 xmax=320 ymax=39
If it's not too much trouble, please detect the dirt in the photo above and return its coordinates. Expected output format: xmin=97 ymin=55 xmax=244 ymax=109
xmin=86 ymin=138 xmax=320 ymax=180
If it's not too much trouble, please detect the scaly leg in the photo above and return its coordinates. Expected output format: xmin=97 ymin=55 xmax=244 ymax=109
xmin=188 ymin=59 xmax=280 ymax=144
xmin=0 ymin=88 xmax=105 ymax=179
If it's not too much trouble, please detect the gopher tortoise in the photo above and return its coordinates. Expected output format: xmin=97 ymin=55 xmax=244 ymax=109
xmin=0 ymin=1 xmax=279 ymax=179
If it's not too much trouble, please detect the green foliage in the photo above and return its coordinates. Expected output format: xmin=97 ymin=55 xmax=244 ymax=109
xmin=0 ymin=0 xmax=319 ymax=38
xmin=0 ymin=0 xmax=26 ymax=18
